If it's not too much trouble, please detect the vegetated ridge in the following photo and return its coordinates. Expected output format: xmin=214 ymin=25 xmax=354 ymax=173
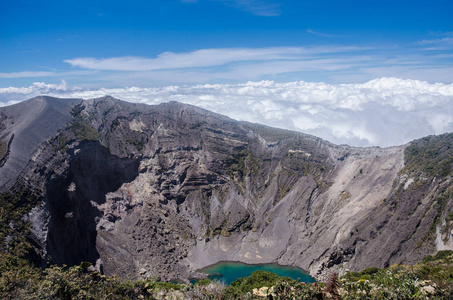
xmin=0 ymin=96 xmax=452 ymax=283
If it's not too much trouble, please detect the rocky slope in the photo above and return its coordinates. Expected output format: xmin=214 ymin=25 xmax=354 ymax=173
xmin=0 ymin=96 xmax=452 ymax=281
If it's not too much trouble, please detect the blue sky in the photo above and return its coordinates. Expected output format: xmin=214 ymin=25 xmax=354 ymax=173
xmin=1 ymin=0 xmax=453 ymax=87
xmin=1 ymin=1 xmax=453 ymax=147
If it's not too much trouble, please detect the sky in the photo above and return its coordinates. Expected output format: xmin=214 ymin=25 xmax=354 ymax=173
xmin=1 ymin=0 xmax=453 ymax=147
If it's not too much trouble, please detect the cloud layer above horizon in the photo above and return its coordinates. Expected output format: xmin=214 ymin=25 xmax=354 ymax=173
xmin=1 ymin=77 xmax=452 ymax=148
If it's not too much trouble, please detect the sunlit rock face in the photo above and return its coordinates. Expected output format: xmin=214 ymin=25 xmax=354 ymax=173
xmin=1 ymin=96 xmax=452 ymax=281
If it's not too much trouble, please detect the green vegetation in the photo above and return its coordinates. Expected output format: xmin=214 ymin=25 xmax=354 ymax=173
xmin=421 ymin=184 xmax=453 ymax=243
xmin=51 ymin=134 xmax=70 ymax=154
xmin=2 ymin=250 xmax=453 ymax=299
xmin=126 ymin=136 xmax=146 ymax=151
xmin=284 ymin=151 xmax=327 ymax=179
xmin=339 ymin=252 xmax=453 ymax=299
xmin=225 ymin=148 xmax=248 ymax=181
xmin=225 ymin=147 xmax=261 ymax=194
xmin=395 ymin=133 xmax=453 ymax=246
xmin=222 ymin=270 xmax=294 ymax=298
xmin=111 ymin=117 xmax=121 ymax=128
xmin=0 ymin=189 xmax=41 ymax=258
xmin=70 ymin=104 xmax=84 ymax=117
xmin=402 ymin=133 xmax=453 ymax=179
xmin=422 ymin=250 xmax=453 ymax=263
xmin=0 ymin=140 xmax=7 ymax=160
xmin=275 ymin=184 xmax=291 ymax=204
xmin=70 ymin=117 xmax=100 ymax=141
xmin=0 ymin=255 xmax=154 ymax=299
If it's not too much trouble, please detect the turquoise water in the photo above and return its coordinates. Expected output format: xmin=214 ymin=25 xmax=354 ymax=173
xmin=197 ymin=261 xmax=316 ymax=285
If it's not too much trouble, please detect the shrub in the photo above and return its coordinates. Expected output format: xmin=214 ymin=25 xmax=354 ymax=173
xmin=324 ymin=272 xmax=340 ymax=299
xmin=361 ymin=266 xmax=381 ymax=275
xmin=423 ymin=250 xmax=453 ymax=263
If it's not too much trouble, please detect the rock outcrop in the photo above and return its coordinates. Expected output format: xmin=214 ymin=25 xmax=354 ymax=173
xmin=1 ymin=96 xmax=452 ymax=281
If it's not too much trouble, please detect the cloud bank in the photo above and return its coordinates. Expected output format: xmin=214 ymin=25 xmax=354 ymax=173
xmin=1 ymin=78 xmax=452 ymax=148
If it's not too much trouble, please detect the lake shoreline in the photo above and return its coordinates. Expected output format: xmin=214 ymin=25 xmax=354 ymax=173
xmin=191 ymin=261 xmax=316 ymax=285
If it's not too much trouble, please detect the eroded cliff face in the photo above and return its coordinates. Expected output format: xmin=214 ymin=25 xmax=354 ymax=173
xmin=1 ymin=96 xmax=452 ymax=281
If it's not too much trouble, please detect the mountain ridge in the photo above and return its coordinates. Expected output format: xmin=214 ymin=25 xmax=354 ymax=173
xmin=0 ymin=96 xmax=452 ymax=282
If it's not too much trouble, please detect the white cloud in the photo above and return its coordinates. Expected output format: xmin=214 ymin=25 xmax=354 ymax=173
xmin=58 ymin=45 xmax=453 ymax=85
xmin=0 ymin=81 xmax=77 ymax=103
xmin=306 ymin=29 xmax=346 ymax=38
xmin=0 ymin=70 xmax=98 ymax=80
xmin=417 ymin=33 xmax=453 ymax=51
xmin=0 ymin=71 xmax=56 ymax=78
xmin=418 ymin=37 xmax=453 ymax=45
xmin=1 ymin=78 xmax=452 ymax=148
xmin=208 ymin=0 xmax=280 ymax=16
xmin=64 ymin=47 xmax=363 ymax=71
xmin=232 ymin=0 xmax=280 ymax=16
xmin=6 ymin=45 xmax=450 ymax=86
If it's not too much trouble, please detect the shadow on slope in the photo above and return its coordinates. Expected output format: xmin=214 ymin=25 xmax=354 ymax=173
xmin=46 ymin=141 xmax=140 ymax=268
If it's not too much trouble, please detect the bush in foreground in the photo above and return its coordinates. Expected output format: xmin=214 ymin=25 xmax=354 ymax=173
xmin=2 ymin=251 xmax=453 ymax=299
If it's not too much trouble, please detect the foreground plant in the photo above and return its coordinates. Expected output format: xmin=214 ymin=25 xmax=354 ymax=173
xmin=2 ymin=251 xmax=453 ymax=299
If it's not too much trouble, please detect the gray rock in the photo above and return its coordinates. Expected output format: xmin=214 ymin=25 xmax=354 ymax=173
xmin=2 ymin=96 xmax=452 ymax=282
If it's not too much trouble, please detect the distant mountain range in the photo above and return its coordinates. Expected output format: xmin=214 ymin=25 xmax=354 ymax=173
xmin=0 ymin=96 xmax=452 ymax=282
